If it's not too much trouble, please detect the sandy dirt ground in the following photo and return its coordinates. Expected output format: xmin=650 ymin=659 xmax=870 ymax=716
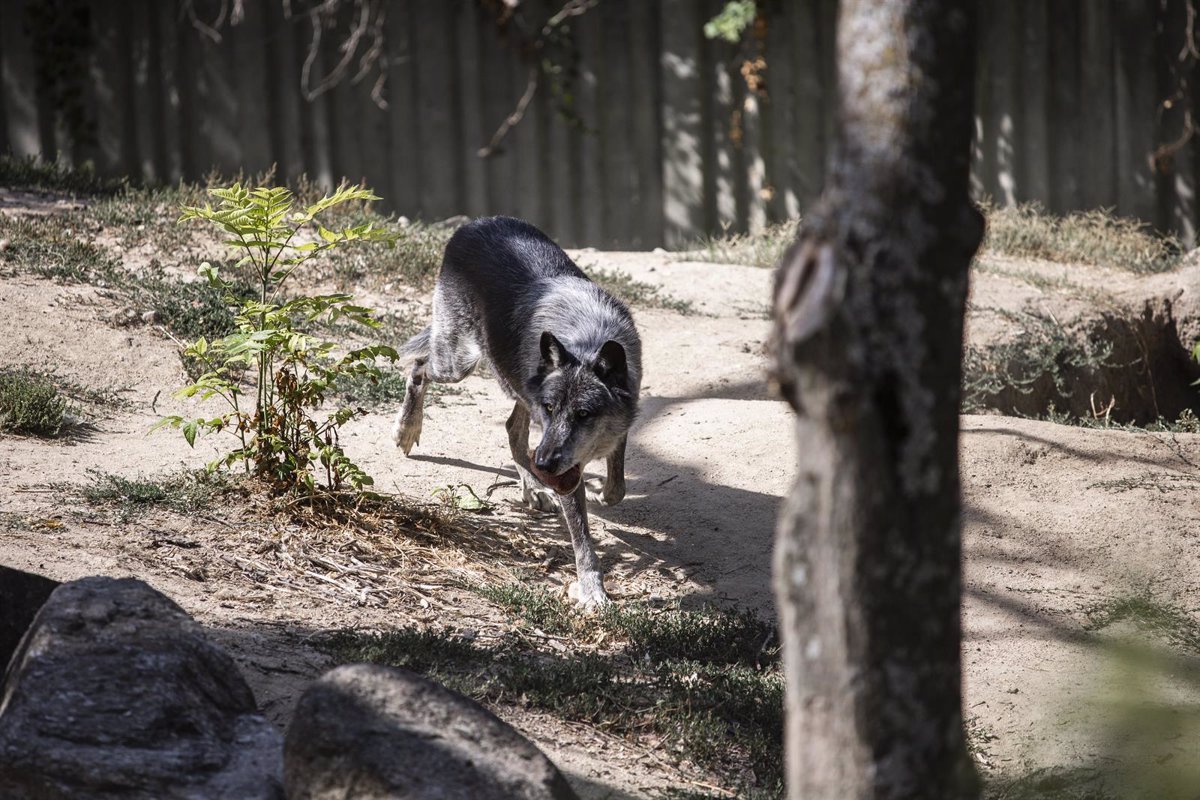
xmin=2 ymin=215 xmax=1199 ymax=796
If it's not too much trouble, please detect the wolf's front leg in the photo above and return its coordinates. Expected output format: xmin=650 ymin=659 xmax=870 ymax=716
xmin=559 ymin=481 xmax=609 ymax=608
xmin=391 ymin=361 xmax=426 ymax=455
xmin=586 ymin=436 xmax=627 ymax=507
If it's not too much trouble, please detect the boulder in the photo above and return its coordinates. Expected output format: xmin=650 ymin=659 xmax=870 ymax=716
xmin=0 ymin=576 xmax=283 ymax=799
xmin=284 ymin=663 xmax=578 ymax=800
xmin=0 ymin=564 xmax=59 ymax=672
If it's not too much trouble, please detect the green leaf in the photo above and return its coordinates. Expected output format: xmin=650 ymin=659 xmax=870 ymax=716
xmin=182 ymin=419 xmax=198 ymax=447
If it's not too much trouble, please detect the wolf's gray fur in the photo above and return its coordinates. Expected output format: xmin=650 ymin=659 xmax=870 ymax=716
xmin=392 ymin=216 xmax=642 ymax=607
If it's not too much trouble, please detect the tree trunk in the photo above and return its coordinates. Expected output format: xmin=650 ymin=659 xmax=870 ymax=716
xmin=770 ymin=1 xmax=983 ymax=798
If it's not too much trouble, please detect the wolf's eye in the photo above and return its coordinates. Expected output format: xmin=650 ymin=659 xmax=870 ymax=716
xmin=576 ymin=409 xmax=589 ymax=421
xmin=544 ymin=403 xmax=554 ymax=415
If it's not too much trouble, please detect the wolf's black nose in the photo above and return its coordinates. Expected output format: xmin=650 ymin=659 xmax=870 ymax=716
xmin=534 ymin=451 xmax=558 ymax=474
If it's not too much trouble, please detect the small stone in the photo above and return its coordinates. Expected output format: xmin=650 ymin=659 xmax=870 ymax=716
xmin=141 ymin=310 xmax=159 ymax=324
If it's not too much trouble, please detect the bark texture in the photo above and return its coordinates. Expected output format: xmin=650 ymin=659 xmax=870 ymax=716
xmin=770 ymin=1 xmax=983 ymax=798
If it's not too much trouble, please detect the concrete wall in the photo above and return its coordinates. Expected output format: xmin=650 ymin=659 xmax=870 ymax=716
xmin=1 ymin=0 xmax=1194 ymax=247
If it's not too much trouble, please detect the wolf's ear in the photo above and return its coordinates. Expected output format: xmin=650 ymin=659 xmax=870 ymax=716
xmin=594 ymin=340 xmax=628 ymax=388
xmin=540 ymin=331 xmax=568 ymax=369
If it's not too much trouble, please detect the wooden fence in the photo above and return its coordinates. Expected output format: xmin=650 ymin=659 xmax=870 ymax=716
xmin=1 ymin=0 xmax=1196 ymax=247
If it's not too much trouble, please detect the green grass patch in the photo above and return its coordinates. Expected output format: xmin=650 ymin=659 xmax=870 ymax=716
xmin=584 ymin=265 xmax=696 ymax=315
xmin=325 ymin=585 xmax=783 ymax=796
xmin=79 ymin=468 xmax=236 ymax=520
xmin=0 ymin=368 xmax=71 ymax=436
xmin=681 ymin=219 xmax=800 ymax=268
xmin=982 ymin=202 xmax=1182 ymax=274
xmin=1083 ymin=592 xmax=1200 ymax=654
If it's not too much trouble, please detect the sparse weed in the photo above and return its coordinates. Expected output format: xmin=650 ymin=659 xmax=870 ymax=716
xmin=323 ymin=220 xmax=453 ymax=289
xmin=682 ymin=219 xmax=801 ymax=268
xmin=1083 ymin=592 xmax=1200 ymax=654
xmin=962 ymin=309 xmax=1115 ymax=416
xmin=477 ymin=582 xmax=578 ymax=635
xmin=79 ymin=468 xmax=234 ymax=520
xmin=584 ymin=265 xmax=696 ymax=314
xmin=0 ymin=369 xmax=71 ymax=437
xmin=0 ymin=215 xmax=117 ymax=282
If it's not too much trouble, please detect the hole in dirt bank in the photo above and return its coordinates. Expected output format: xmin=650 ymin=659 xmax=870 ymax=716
xmin=0 ymin=565 xmax=60 ymax=671
xmin=964 ymin=304 xmax=1200 ymax=426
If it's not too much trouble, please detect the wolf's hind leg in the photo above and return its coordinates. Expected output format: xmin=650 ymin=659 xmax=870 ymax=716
xmin=506 ymin=402 xmax=556 ymax=512
xmin=392 ymin=360 xmax=427 ymax=455
xmin=586 ymin=436 xmax=627 ymax=507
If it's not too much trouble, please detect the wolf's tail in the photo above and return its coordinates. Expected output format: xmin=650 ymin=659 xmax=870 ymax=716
xmin=396 ymin=325 xmax=432 ymax=365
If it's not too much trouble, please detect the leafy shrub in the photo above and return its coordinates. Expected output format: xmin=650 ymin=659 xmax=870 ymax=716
xmin=156 ymin=184 xmax=400 ymax=493
xmin=0 ymin=369 xmax=70 ymax=436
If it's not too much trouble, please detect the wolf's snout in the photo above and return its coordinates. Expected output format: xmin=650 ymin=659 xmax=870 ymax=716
xmin=533 ymin=448 xmax=562 ymax=475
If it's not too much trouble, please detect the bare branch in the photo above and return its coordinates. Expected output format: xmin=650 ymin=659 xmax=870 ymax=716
xmin=478 ymin=67 xmax=540 ymax=158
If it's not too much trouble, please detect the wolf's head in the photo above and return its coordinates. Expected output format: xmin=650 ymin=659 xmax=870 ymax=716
xmin=525 ymin=331 xmax=636 ymax=495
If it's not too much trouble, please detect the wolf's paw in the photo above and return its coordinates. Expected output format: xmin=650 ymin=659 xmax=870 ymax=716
xmin=391 ymin=417 xmax=422 ymax=456
xmin=568 ymin=577 xmax=611 ymax=610
xmin=521 ymin=480 xmax=558 ymax=513
xmin=585 ymin=478 xmax=624 ymax=507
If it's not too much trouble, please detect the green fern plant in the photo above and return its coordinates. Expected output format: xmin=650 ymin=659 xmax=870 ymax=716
xmin=156 ymin=184 xmax=399 ymax=493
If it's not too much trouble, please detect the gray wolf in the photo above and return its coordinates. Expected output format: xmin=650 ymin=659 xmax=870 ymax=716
xmin=391 ymin=216 xmax=642 ymax=608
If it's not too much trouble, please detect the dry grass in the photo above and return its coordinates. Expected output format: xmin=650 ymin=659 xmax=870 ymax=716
xmin=680 ymin=219 xmax=801 ymax=268
xmin=981 ymin=201 xmax=1182 ymax=274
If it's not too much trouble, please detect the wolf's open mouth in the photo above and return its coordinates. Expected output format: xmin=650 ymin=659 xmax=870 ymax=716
xmin=528 ymin=459 xmax=582 ymax=496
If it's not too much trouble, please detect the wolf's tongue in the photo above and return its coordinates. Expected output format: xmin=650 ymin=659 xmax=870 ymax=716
xmin=529 ymin=460 xmax=582 ymax=496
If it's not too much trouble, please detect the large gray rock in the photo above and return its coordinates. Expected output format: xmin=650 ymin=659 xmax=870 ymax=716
xmin=284 ymin=663 xmax=579 ymax=800
xmin=0 ymin=564 xmax=59 ymax=671
xmin=0 ymin=576 xmax=283 ymax=799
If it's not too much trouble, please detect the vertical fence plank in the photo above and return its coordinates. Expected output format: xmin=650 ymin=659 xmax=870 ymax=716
xmin=660 ymin=0 xmax=705 ymax=246
xmin=1080 ymin=0 xmax=1117 ymax=210
xmin=1018 ymin=0 xmax=1050 ymax=206
xmin=130 ymin=2 xmax=161 ymax=182
xmin=628 ymin=0 xmax=664 ymax=247
xmin=156 ymin=0 xmax=183 ymax=183
xmin=456 ymin=0 xmax=488 ymax=218
xmin=477 ymin=11 xmax=511 ymax=217
xmin=385 ymin=0 xmax=419 ymax=215
xmin=1114 ymin=0 xmax=1158 ymax=224
xmin=1 ymin=0 xmax=41 ymax=158
xmin=264 ymin=3 xmax=304 ymax=185
xmin=991 ymin=0 xmax=1021 ymax=205
xmin=601 ymin=0 xmax=634 ymax=246
xmin=230 ymin=1 xmax=271 ymax=176
xmin=765 ymin=1 xmax=796 ymax=221
xmin=707 ymin=0 xmax=736 ymax=234
xmin=89 ymin=0 xmax=129 ymax=173
xmin=1157 ymin=0 xmax=1197 ymax=242
xmin=1047 ymin=0 xmax=1083 ymax=213
xmin=532 ymin=0 xmax=556 ymax=235
xmin=573 ymin=3 xmax=605 ymax=243
xmin=742 ymin=67 xmax=768 ymax=233
xmin=788 ymin=0 xmax=824 ymax=216
xmin=0 ymin=3 xmax=11 ymax=155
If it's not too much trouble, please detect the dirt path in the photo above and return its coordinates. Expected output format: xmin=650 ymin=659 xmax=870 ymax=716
xmin=2 ymin=233 xmax=1199 ymax=795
